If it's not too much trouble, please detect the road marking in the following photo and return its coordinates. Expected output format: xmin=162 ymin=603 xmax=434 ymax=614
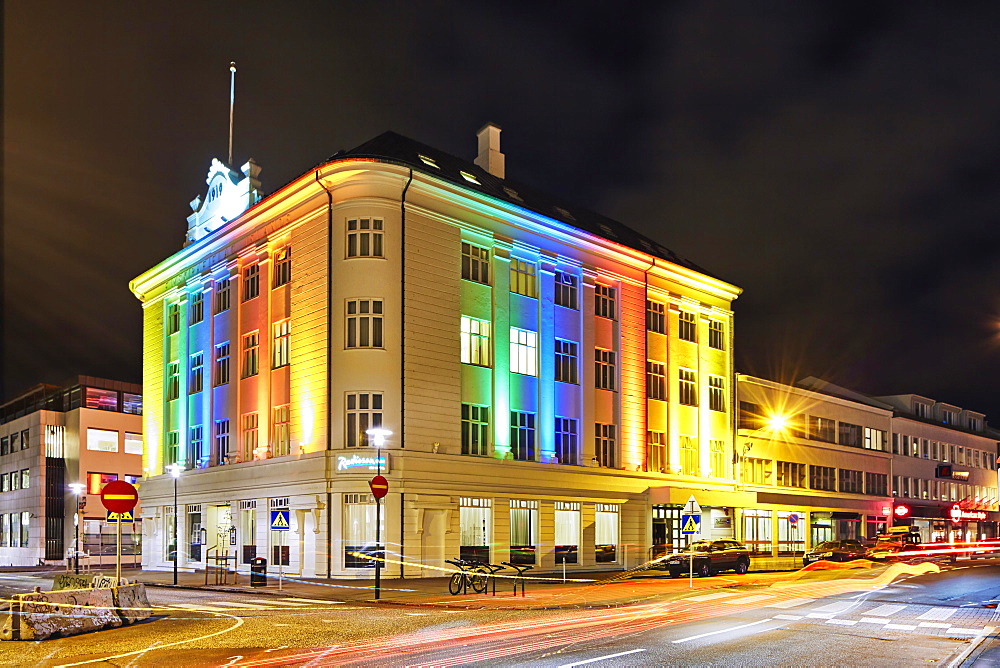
xmin=866 ymin=604 xmax=906 ymax=617
xmin=947 ymin=627 xmax=985 ymax=635
xmin=200 ymin=602 xmax=271 ymax=609
xmin=773 ymin=614 xmax=803 ymax=621
xmin=556 ymin=648 xmax=646 ymax=667
xmin=724 ymin=594 xmax=773 ymax=605
xmin=672 ymin=618 xmax=773 ymax=644
xmin=765 ymin=598 xmax=815 ymax=609
xmin=919 ymin=622 xmax=953 ymax=629
xmin=859 ymin=618 xmax=891 ymax=624
xmin=686 ymin=591 xmax=739 ymax=602
xmin=248 ymin=599 xmax=310 ymax=606
xmin=807 ymin=612 xmax=838 ymax=619
xmin=885 ymin=624 xmax=917 ymax=631
xmin=280 ymin=598 xmax=345 ymax=605
xmin=171 ymin=603 xmax=239 ymax=612
xmin=826 ymin=619 xmax=858 ymax=626
xmin=918 ymin=608 xmax=957 ymax=621
xmin=813 ymin=600 xmax=856 ymax=613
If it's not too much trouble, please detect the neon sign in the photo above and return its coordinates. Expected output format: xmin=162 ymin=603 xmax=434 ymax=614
xmin=950 ymin=504 xmax=987 ymax=522
xmin=893 ymin=505 xmax=910 ymax=518
xmin=336 ymin=454 xmax=388 ymax=472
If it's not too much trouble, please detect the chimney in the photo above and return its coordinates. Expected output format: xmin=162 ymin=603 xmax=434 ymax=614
xmin=474 ymin=123 xmax=505 ymax=179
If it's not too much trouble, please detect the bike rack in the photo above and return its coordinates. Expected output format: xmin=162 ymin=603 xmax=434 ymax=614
xmin=479 ymin=563 xmax=505 ymax=596
xmin=501 ymin=561 xmax=533 ymax=597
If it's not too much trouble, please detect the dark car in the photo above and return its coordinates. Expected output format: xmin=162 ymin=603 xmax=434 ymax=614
xmin=663 ymin=539 xmax=751 ymax=577
xmin=802 ymin=540 xmax=868 ymax=566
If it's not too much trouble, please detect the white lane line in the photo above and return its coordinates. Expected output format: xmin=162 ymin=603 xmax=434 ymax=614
xmin=947 ymin=627 xmax=986 ymax=635
xmin=813 ymin=600 xmax=856 ymax=613
xmin=773 ymin=614 xmax=803 ymax=621
xmin=248 ymin=599 xmax=311 ymax=606
xmin=885 ymin=624 xmax=917 ymax=631
xmin=557 ymin=648 xmax=646 ymax=667
xmin=723 ymin=594 xmax=773 ymax=605
xmin=918 ymin=608 xmax=957 ymax=621
xmin=200 ymin=602 xmax=271 ymax=609
xmin=686 ymin=591 xmax=740 ymax=602
xmin=280 ymin=597 xmax=345 ymax=605
xmin=765 ymin=598 xmax=815 ymax=609
xmin=866 ymin=604 xmax=907 ymax=617
xmin=171 ymin=603 xmax=239 ymax=612
xmin=859 ymin=618 xmax=891 ymax=624
xmin=827 ymin=619 xmax=859 ymax=626
xmin=672 ymin=618 xmax=773 ymax=644
xmin=919 ymin=622 xmax=953 ymax=629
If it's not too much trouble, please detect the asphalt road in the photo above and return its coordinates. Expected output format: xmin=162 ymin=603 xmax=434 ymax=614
xmin=1 ymin=562 xmax=998 ymax=667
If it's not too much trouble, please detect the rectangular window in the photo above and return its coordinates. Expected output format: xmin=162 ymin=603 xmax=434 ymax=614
xmin=165 ymin=430 xmax=179 ymax=465
xmin=242 ymin=413 xmax=259 ymax=461
xmin=808 ymin=416 xmax=836 ymax=443
xmin=554 ymin=501 xmax=580 ymax=564
xmin=243 ymin=264 xmax=259 ymax=301
xmin=87 ymin=472 xmax=117 ymax=495
xmin=273 ymin=320 xmax=291 ymax=368
xmin=680 ymin=436 xmax=698 ymax=475
xmin=743 ymin=458 xmax=772 ymax=485
xmin=555 ymin=417 xmax=578 ymax=465
xmin=214 ymin=420 xmax=230 ymax=464
xmin=709 ymin=375 xmax=725 ymax=412
xmin=510 ymin=328 xmax=538 ymax=376
xmin=554 ymin=271 xmax=578 ymax=309
xmin=166 ymin=361 xmax=180 ymax=400
xmin=190 ymin=291 xmax=204 ymax=324
xmin=595 ymin=284 xmax=616 ymax=319
xmin=189 ymin=352 xmax=204 ymax=393
xmin=554 ymin=339 xmax=578 ymax=384
xmin=346 ymin=299 xmax=383 ymax=348
xmin=738 ymin=401 xmax=762 ymax=430
xmin=776 ymin=461 xmax=806 ymax=488
xmin=1 ymin=437 xmax=7 ymax=456
xmin=123 ymin=393 xmax=142 ymax=415
xmin=647 ymin=431 xmax=667 ymax=473
xmin=838 ymin=422 xmax=862 ymax=448
xmin=678 ymin=310 xmax=697 ymax=342
xmin=595 ymin=349 xmax=616 ymax=391
xmin=343 ymin=493 xmax=380 ymax=568
xmin=509 ymin=259 xmax=537 ymax=298
xmin=510 ymin=411 xmax=536 ymax=461
xmin=87 ymin=428 xmax=118 ymax=453
xmin=679 ymin=368 xmax=697 ymax=406
xmin=810 ymin=465 xmax=837 ymax=491
xmin=214 ymin=343 xmax=231 ymax=386
xmin=708 ymin=319 xmax=725 ymax=350
xmin=460 ymin=498 xmax=492 ymax=563
xmin=743 ymin=508 xmax=772 ymax=555
xmin=595 ymin=504 xmax=619 ymax=563
xmin=214 ymin=277 xmax=231 ymax=314
xmin=20 ymin=470 xmax=28 ymax=489
xmin=646 ymin=300 xmax=666 ymax=334
xmin=864 ymin=427 xmax=886 ymax=451
xmin=1 ymin=475 xmax=7 ymax=492
xmin=272 ymin=405 xmax=291 ymax=456
xmin=509 ymin=500 xmax=538 ymax=565
xmin=710 ymin=440 xmax=726 ymax=478
xmin=866 ymin=472 xmax=888 ymax=496
xmin=118 ymin=432 xmax=142 ymax=458
xmin=460 ymin=316 xmax=491 ymax=366
xmin=273 ymin=247 xmax=292 ymax=287
xmin=190 ymin=426 xmax=205 ymax=467
xmin=346 ymin=393 xmax=383 ymax=448
xmin=461 ymin=242 xmax=490 ymax=284
xmin=595 ymin=422 xmax=617 ymax=468
xmin=646 ymin=361 xmax=666 ymax=401
xmin=242 ymin=332 xmax=259 ymax=378
xmin=167 ymin=303 xmax=180 ymax=334
xmin=839 ymin=469 xmax=864 ymax=494
xmin=461 ymin=404 xmax=490 ymax=456
xmin=10 ymin=471 xmax=19 ymax=491
xmin=347 ymin=218 xmax=384 ymax=258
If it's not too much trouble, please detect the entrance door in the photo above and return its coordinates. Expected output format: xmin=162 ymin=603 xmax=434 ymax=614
xmin=652 ymin=505 xmax=683 ymax=558
xmin=421 ymin=509 xmax=447 ymax=572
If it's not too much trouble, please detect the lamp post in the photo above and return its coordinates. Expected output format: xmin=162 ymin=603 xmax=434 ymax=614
xmin=166 ymin=463 xmax=185 ymax=585
xmin=366 ymin=428 xmax=391 ymax=600
xmin=68 ymin=483 xmax=86 ymax=575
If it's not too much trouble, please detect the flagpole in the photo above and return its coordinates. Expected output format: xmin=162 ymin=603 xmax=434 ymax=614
xmin=228 ymin=62 xmax=236 ymax=166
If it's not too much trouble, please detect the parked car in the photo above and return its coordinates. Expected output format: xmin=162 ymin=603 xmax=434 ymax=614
xmin=802 ymin=540 xmax=868 ymax=566
xmin=664 ymin=539 xmax=751 ymax=577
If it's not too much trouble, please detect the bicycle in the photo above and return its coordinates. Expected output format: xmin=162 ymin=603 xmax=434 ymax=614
xmin=445 ymin=559 xmax=489 ymax=595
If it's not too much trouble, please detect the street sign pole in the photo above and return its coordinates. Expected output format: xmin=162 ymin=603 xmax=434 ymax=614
xmin=681 ymin=495 xmax=702 ymax=589
xmin=116 ymin=516 xmax=122 ymax=585
xmin=375 ymin=454 xmax=381 ymax=601
xmin=100 ymin=481 xmax=140 ymax=586
xmin=279 ymin=531 xmax=283 ymax=592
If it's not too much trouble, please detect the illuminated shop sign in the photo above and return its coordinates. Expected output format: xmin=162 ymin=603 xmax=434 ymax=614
xmin=893 ymin=505 xmax=910 ymax=518
xmin=336 ymin=453 xmax=389 ymax=473
xmin=935 ymin=465 xmax=970 ymax=480
xmin=950 ymin=504 xmax=987 ymax=522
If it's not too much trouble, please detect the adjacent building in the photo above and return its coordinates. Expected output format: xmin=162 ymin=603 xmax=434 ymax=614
xmin=0 ymin=377 xmax=143 ymax=567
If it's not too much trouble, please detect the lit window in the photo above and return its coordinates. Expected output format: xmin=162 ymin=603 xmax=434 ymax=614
xmin=346 ymin=300 xmax=383 ymax=348
xmin=347 ymin=218 xmax=384 ymax=258
xmin=273 ymin=247 xmax=292 ymax=287
xmin=273 ymin=320 xmax=291 ymax=368
xmin=242 ymin=332 xmax=259 ymax=378
xmin=595 ymin=284 xmax=616 ymax=319
xmin=709 ymin=376 xmax=725 ymax=412
xmin=86 ymin=472 xmax=117 ymax=495
xmin=243 ymin=264 xmax=260 ymax=301
xmin=124 ymin=432 xmax=143 ymax=455
xmin=554 ymin=271 xmax=578 ymax=309
xmin=510 ymin=328 xmax=537 ymax=376
xmin=461 ymin=243 xmax=490 ymax=284
xmin=460 ymin=316 xmax=491 ymax=366
xmin=242 ymin=412 xmax=259 ymax=461
xmin=679 ymin=368 xmax=697 ymax=406
xmin=346 ymin=393 xmax=383 ymax=448
xmin=680 ymin=436 xmax=698 ymax=475
xmin=646 ymin=300 xmax=665 ymax=334
xmin=678 ymin=310 xmax=696 ymax=342
xmin=272 ymin=405 xmax=291 ymax=456
xmin=647 ymin=431 xmax=666 ymax=473
xmin=510 ymin=259 xmax=537 ymax=298
xmin=708 ymin=320 xmax=725 ymax=350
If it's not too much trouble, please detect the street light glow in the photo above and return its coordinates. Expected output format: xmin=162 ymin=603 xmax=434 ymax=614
xmin=68 ymin=482 xmax=86 ymax=495
xmin=166 ymin=463 xmax=184 ymax=478
xmin=766 ymin=414 xmax=790 ymax=431
xmin=366 ymin=428 xmax=392 ymax=448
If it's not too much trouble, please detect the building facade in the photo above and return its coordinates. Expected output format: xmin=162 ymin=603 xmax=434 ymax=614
xmin=0 ymin=377 xmax=143 ymax=567
xmin=130 ymin=126 xmax=744 ymax=578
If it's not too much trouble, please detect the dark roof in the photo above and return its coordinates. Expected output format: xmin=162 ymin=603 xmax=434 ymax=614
xmin=329 ymin=131 xmax=717 ymax=278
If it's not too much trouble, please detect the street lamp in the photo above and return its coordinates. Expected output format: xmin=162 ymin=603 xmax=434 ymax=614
xmin=68 ymin=483 xmax=86 ymax=575
xmin=366 ymin=428 xmax=391 ymax=600
xmin=166 ymin=463 xmax=185 ymax=585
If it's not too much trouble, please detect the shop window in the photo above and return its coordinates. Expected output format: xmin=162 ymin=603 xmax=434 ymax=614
xmin=459 ymin=498 xmax=491 ymax=563
xmin=742 ymin=509 xmax=772 ymax=555
xmin=554 ymin=501 xmax=580 ymax=564
xmin=595 ymin=504 xmax=619 ymax=563
xmin=344 ymin=494 xmax=380 ymax=568
xmin=509 ymin=500 xmax=538 ymax=565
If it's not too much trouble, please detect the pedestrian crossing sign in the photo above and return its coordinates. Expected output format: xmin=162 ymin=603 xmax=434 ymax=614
xmin=681 ymin=513 xmax=701 ymax=535
xmin=270 ymin=509 xmax=290 ymax=531
xmin=106 ymin=510 xmax=135 ymax=523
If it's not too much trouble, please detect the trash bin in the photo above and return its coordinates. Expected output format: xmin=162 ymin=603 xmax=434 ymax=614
xmin=250 ymin=557 xmax=267 ymax=587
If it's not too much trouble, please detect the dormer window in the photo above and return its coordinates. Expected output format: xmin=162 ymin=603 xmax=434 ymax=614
xmin=418 ymin=155 xmax=439 ymax=169
xmin=460 ymin=171 xmax=481 ymax=185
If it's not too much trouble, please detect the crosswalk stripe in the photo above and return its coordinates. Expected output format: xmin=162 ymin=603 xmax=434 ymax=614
xmin=686 ymin=591 xmax=739 ymax=602
xmin=724 ymin=594 xmax=773 ymax=605
xmin=826 ymin=619 xmax=858 ymax=626
xmin=866 ymin=604 xmax=906 ymax=617
xmin=917 ymin=608 xmax=956 ymax=621
xmin=947 ymin=627 xmax=984 ymax=635
xmin=773 ymin=614 xmax=803 ymax=621
xmin=919 ymin=622 xmax=952 ymax=629
xmin=280 ymin=598 xmax=345 ymax=605
xmin=813 ymin=600 xmax=855 ymax=613
xmin=765 ymin=598 xmax=815 ymax=609
xmin=885 ymin=623 xmax=917 ymax=631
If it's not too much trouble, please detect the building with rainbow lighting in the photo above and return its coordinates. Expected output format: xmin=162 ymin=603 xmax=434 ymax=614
xmin=130 ymin=125 xmax=745 ymax=578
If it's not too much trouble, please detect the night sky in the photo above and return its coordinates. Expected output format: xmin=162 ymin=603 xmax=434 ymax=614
xmin=6 ymin=4 xmax=1000 ymax=418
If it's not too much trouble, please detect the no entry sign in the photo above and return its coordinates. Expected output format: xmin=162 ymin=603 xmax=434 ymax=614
xmin=369 ymin=475 xmax=388 ymax=499
xmin=101 ymin=480 xmax=139 ymax=513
